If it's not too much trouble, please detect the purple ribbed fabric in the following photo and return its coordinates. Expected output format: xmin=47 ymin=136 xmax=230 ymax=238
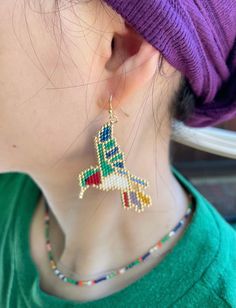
xmin=103 ymin=0 xmax=236 ymax=127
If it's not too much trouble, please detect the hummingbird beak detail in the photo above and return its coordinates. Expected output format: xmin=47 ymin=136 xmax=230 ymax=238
xmin=79 ymin=186 xmax=88 ymax=199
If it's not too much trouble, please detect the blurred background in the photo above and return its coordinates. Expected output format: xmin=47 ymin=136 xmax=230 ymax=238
xmin=171 ymin=118 xmax=236 ymax=227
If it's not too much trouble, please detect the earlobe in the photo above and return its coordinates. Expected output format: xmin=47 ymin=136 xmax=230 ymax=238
xmin=103 ymin=25 xmax=160 ymax=109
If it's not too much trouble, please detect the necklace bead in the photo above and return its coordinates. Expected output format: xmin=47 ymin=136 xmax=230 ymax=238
xmin=44 ymin=194 xmax=194 ymax=287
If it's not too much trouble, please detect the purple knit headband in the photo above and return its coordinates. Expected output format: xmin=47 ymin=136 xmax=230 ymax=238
xmin=103 ymin=0 xmax=236 ymax=128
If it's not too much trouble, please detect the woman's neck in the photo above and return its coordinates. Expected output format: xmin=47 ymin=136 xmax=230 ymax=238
xmin=48 ymin=168 xmax=190 ymax=277
xmin=30 ymin=165 xmax=192 ymax=302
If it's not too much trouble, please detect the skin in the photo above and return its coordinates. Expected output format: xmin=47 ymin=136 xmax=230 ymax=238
xmin=0 ymin=0 xmax=193 ymax=303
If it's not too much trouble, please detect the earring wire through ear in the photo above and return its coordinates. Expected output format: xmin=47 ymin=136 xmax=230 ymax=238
xmin=109 ymin=95 xmax=118 ymax=124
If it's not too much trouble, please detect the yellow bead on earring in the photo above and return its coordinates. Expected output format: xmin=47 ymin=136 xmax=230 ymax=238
xmin=77 ymin=95 xmax=152 ymax=213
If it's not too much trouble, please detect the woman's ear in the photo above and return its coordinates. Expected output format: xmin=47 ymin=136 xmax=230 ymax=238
xmin=101 ymin=23 xmax=160 ymax=109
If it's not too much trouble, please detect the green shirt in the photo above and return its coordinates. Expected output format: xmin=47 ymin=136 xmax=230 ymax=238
xmin=0 ymin=167 xmax=235 ymax=307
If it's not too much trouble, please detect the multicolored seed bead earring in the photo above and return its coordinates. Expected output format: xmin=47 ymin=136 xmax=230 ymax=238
xmin=77 ymin=95 xmax=152 ymax=213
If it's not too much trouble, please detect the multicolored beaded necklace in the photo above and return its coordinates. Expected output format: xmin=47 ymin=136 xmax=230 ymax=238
xmin=44 ymin=193 xmax=194 ymax=287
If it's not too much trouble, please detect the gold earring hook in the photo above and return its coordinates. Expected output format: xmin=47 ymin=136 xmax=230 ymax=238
xmin=108 ymin=94 xmax=118 ymax=124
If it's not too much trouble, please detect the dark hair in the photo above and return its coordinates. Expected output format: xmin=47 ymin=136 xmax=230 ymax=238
xmin=156 ymin=54 xmax=196 ymax=124
xmin=169 ymin=76 xmax=196 ymax=123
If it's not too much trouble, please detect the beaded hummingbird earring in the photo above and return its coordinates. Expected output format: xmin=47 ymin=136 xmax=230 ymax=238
xmin=77 ymin=95 xmax=152 ymax=213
